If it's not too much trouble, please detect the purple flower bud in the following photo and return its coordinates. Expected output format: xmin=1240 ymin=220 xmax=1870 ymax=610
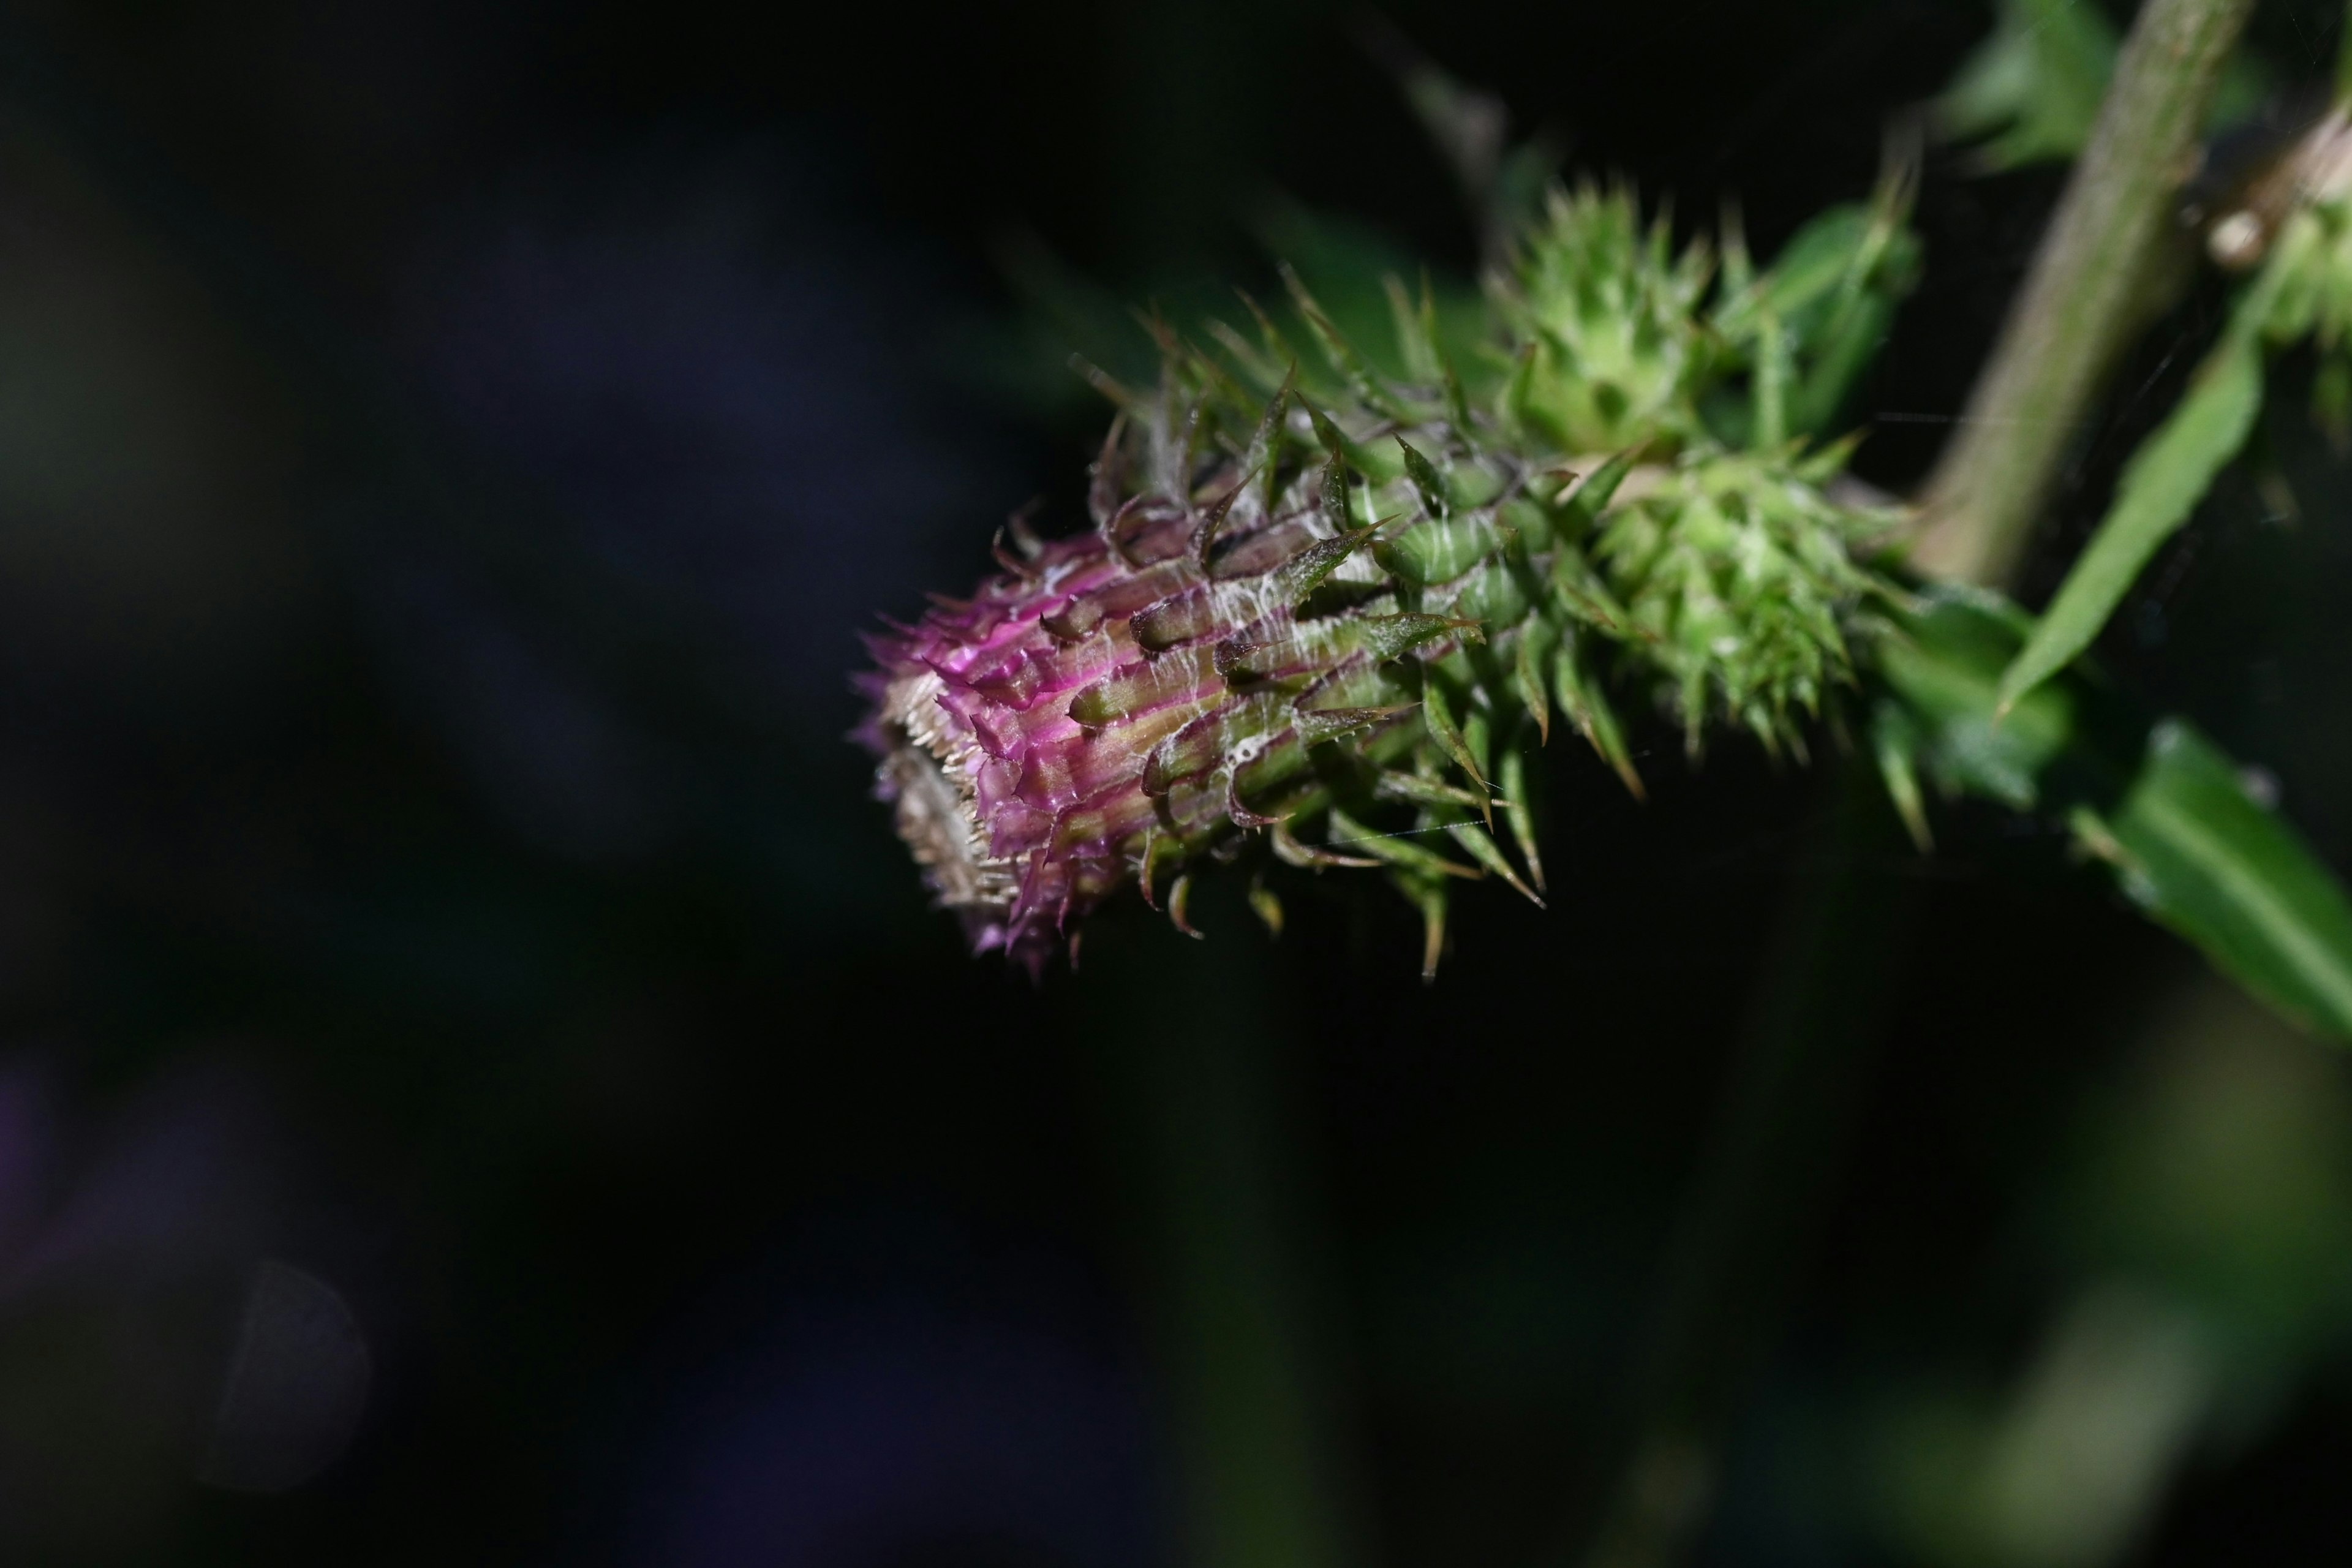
xmin=861 ymin=451 xmax=1417 ymax=975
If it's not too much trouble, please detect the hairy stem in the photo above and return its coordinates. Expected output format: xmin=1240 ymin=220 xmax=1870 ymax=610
xmin=1910 ymin=0 xmax=2257 ymax=589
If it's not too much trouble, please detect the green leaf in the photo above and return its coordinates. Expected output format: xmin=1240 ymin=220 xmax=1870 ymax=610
xmin=1877 ymin=588 xmax=2352 ymax=1042
xmin=1935 ymin=0 xmax=2269 ymax=172
xmin=1707 ymin=168 xmax=1921 ymax=443
xmin=1994 ymin=325 xmax=2266 ymax=715
xmin=1937 ymin=0 xmax=2119 ymax=172
xmin=1880 ymin=588 xmax=2076 ymax=810
xmin=2083 ymin=723 xmax=2352 ymax=1040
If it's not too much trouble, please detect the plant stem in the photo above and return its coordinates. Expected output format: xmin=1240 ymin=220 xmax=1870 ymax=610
xmin=1911 ymin=0 xmax=2257 ymax=589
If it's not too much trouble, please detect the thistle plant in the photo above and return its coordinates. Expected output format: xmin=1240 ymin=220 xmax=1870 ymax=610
xmin=862 ymin=178 xmax=1917 ymax=978
xmin=862 ymin=6 xmax=2352 ymax=1042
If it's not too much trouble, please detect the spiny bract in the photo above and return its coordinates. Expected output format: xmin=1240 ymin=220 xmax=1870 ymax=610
xmin=860 ymin=177 xmax=1916 ymax=978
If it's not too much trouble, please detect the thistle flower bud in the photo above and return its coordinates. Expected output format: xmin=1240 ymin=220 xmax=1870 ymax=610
xmin=861 ymin=179 xmax=1917 ymax=976
xmin=861 ymin=404 xmax=1455 ymax=976
xmin=1501 ymin=183 xmax=1713 ymax=453
xmin=1599 ymin=447 xmax=1899 ymax=755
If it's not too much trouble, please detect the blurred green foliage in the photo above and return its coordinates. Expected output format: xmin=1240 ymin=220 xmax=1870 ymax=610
xmin=1939 ymin=0 xmax=2271 ymax=171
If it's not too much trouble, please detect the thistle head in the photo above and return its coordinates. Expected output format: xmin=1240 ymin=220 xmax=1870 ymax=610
xmin=859 ymin=169 xmax=1916 ymax=976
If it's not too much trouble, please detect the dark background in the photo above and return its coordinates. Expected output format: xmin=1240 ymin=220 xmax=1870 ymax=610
xmin=6 ymin=1 xmax=2352 ymax=1564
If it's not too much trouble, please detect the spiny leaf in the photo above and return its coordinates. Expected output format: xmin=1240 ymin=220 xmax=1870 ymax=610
xmin=1460 ymin=549 xmax=1532 ymax=628
xmin=1431 ymin=808 xmax=1545 ymax=907
xmin=1133 ymin=824 xmax=1168 ymax=910
xmin=1143 ymin=693 xmax=1287 ymax=794
xmin=1420 ymin=676 xmax=1491 ymax=801
xmin=1243 ymin=368 xmax=1295 ymax=521
xmin=1319 ymin=453 xmax=1352 ymax=535
xmin=1271 ymin=820 xmax=1381 ymax=870
xmin=1513 ymin=624 xmax=1553 ymax=744
xmin=1003 ymin=500 xmax=1046 ymax=559
xmin=1159 ymin=388 xmax=1206 ymax=499
xmin=1374 ymin=769 xmax=1491 ymax=813
xmin=1499 ymin=744 xmax=1547 ymax=894
xmin=1224 ymin=772 xmax=1286 ymax=829
xmin=1460 ymin=703 xmax=1494 ymax=783
xmin=1272 ymin=523 xmax=1379 ymax=603
xmin=1362 ymin=615 xmax=1475 ymax=662
xmin=1749 ymin=291 xmax=1789 ymax=448
xmin=1398 ymin=437 xmax=1450 ymax=519
xmin=1871 ymin=699 xmax=1933 ymax=853
xmin=1180 ymin=340 xmax=1267 ymax=431
xmin=1719 ymin=201 xmax=1755 ymax=299
xmin=1551 ymin=638 xmax=1644 ymax=798
xmin=1294 ymin=702 xmax=1415 ymax=746
xmin=1296 ymin=396 xmax=1390 ymax=477
xmin=1132 ymin=301 xmax=1183 ymax=361
xmin=1069 ymin=647 xmax=1217 ymax=729
xmin=991 ymin=526 xmax=1041 ymax=581
xmin=1218 ymin=616 xmax=1460 ymax=680
xmin=1325 ymin=805 xmax=1482 ymax=882
xmin=1191 ymin=463 xmax=1260 ymax=565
